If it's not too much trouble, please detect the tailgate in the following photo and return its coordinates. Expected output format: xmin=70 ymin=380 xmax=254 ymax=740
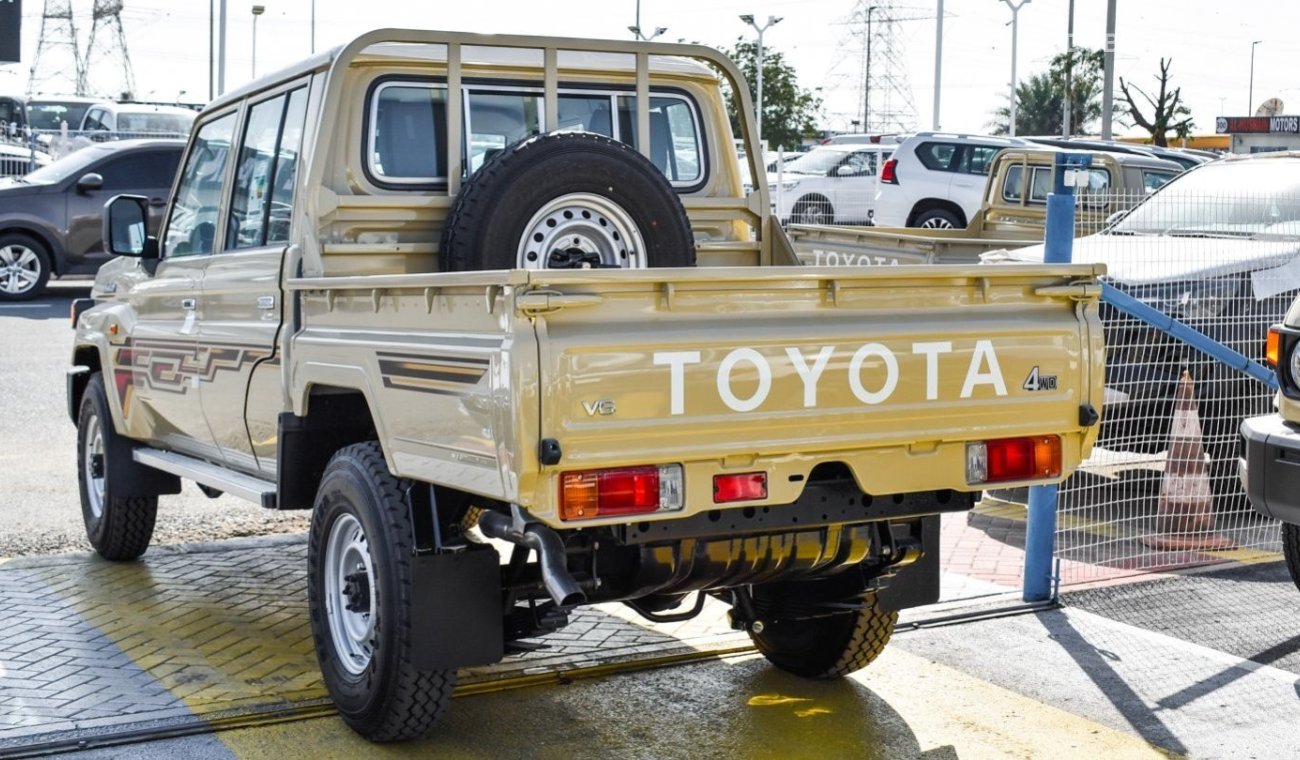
xmin=518 ymin=265 xmax=1104 ymax=523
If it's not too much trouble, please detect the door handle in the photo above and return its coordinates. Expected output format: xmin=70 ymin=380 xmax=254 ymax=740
xmin=257 ymin=295 xmax=275 ymax=310
xmin=181 ymin=298 xmax=197 ymax=310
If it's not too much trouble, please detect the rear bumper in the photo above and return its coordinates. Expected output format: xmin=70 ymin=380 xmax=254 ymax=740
xmin=1240 ymin=414 xmax=1300 ymax=524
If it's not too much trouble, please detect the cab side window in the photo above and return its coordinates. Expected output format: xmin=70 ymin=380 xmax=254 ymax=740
xmin=226 ymin=87 xmax=308 ymax=250
xmin=163 ymin=112 xmax=236 ymax=257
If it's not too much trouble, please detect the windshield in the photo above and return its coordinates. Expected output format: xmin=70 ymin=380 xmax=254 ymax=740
xmin=26 ymin=101 xmax=92 ymax=131
xmin=1112 ymin=159 xmax=1300 ymax=239
xmin=20 ymin=144 xmax=114 ymax=184
xmin=118 ymin=112 xmax=193 ymax=134
xmin=782 ymin=147 xmax=853 ymax=175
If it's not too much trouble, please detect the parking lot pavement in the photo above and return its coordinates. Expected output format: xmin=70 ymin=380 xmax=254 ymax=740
xmin=5 ymin=530 xmax=1300 ymax=758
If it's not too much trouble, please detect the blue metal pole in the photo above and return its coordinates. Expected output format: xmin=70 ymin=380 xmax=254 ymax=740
xmin=1024 ymin=152 xmax=1090 ymax=603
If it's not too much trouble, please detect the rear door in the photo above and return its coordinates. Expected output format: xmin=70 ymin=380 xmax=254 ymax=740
xmin=198 ymin=82 xmax=312 ymax=475
xmin=950 ymin=144 xmax=1001 ymax=223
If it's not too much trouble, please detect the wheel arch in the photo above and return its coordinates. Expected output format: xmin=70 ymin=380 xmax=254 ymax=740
xmin=905 ymin=198 xmax=966 ymax=228
xmin=68 ymin=344 xmax=104 ymax=425
xmin=277 ymin=383 xmax=384 ymax=509
xmin=0 ymin=222 xmax=63 ymax=275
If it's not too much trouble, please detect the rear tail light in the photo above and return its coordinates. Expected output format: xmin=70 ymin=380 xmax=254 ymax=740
xmin=713 ymin=472 xmax=767 ymax=503
xmin=966 ymin=436 xmax=1062 ymax=485
xmin=559 ymin=464 xmax=683 ymax=521
xmin=880 ymin=158 xmax=899 ymax=184
xmin=1266 ymin=324 xmax=1282 ymax=367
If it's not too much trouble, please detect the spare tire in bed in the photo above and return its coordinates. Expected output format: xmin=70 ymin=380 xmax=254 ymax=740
xmin=439 ymin=132 xmax=696 ymax=271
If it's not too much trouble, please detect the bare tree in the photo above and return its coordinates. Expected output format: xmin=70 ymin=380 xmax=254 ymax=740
xmin=1119 ymin=57 xmax=1194 ymax=147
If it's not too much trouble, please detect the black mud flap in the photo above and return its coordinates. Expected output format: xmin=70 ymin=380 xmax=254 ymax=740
xmin=408 ymin=543 xmax=504 ymax=670
xmin=877 ymin=515 xmax=940 ymax=612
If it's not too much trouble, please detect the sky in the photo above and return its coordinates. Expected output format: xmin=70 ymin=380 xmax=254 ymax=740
xmin=0 ymin=0 xmax=1294 ymax=138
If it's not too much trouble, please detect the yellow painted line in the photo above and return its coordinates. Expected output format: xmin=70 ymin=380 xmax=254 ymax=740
xmin=974 ymin=498 xmax=1027 ymax=521
xmin=1199 ymin=546 xmax=1283 ymax=565
xmin=215 ymin=647 xmax=1174 ymax=759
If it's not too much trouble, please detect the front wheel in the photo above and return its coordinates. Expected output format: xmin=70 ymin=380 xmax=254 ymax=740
xmin=307 ymin=442 xmax=456 ymax=741
xmin=77 ymin=373 xmax=157 ymax=560
xmin=790 ymin=197 xmax=834 ymax=226
xmin=748 ymin=580 xmax=897 ymax=679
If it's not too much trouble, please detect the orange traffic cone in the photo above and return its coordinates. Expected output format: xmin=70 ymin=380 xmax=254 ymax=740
xmin=1141 ymin=371 xmax=1235 ymax=551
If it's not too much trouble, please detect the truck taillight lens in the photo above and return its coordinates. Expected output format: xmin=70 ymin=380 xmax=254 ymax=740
xmin=880 ymin=158 xmax=899 ymax=184
xmin=713 ymin=472 xmax=767 ymax=503
xmin=1266 ymin=325 xmax=1282 ymax=367
xmin=966 ymin=436 xmax=1062 ymax=485
xmin=559 ymin=464 xmax=684 ymax=521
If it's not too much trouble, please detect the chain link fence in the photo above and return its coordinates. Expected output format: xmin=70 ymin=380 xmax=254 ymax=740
xmin=1053 ymin=188 xmax=1300 ymax=586
xmin=0 ymin=127 xmax=189 ymax=177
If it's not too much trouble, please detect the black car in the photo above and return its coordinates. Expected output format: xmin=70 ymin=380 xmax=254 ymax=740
xmin=0 ymin=138 xmax=184 ymax=300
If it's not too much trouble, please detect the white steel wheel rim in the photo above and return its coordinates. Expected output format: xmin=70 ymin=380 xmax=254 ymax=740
xmin=919 ymin=216 xmax=955 ymax=229
xmin=516 ymin=193 xmax=647 ymax=270
xmin=0 ymin=243 xmax=41 ymax=295
xmin=324 ymin=513 xmax=377 ymax=676
xmin=83 ymin=411 xmax=106 ymax=519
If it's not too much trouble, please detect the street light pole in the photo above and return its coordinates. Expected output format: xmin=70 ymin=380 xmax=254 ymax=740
xmin=1100 ymin=0 xmax=1116 ymax=139
xmin=251 ymin=4 xmax=265 ymax=79
xmin=740 ymin=14 xmax=782 ymax=147
xmin=311 ymin=0 xmax=316 ymax=55
xmin=1062 ymin=0 xmax=1074 ymax=137
xmin=1000 ymin=0 xmax=1031 ymax=137
xmin=628 ymin=25 xmax=668 ymax=41
xmin=863 ymin=5 xmax=877 ymax=134
xmin=1249 ymin=40 xmax=1262 ymax=114
xmin=218 ymin=0 xmax=228 ymax=96
xmin=933 ymin=0 xmax=943 ymax=129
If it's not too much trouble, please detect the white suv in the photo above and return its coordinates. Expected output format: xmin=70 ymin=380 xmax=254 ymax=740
xmin=768 ymin=143 xmax=893 ymax=225
xmin=873 ymin=132 xmax=1028 ymax=228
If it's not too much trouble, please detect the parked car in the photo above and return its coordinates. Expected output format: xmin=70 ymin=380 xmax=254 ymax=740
xmin=79 ymin=102 xmax=195 ymax=137
xmin=1025 ymin=136 xmax=1212 ymax=171
xmin=873 ymin=131 xmax=1029 ymax=229
xmin=987 ymin=151 xmax=1300 ymax=507
xmin=769 ymin=143 xmax=893 ymax=224
xmin=0 ymin=143 xmax=51 ymax=178
xmin=0 ymin=94 xmax=99 ymax=135
xmin=0 ymin=138 xmax=184 ymax=300
xmin=1241 ymin=297 xmax=1300 ymax=588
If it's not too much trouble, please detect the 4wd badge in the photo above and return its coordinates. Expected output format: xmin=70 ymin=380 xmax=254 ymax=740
xmin=1022 ymin=366 xmax=1058 ymax=392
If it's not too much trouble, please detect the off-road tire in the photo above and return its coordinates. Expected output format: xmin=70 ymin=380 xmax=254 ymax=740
xmin=749 ymin=587 xmax=898 ymax=679
xmin=0 ymin=232 xmax=52 ymax=301
xmin=77 ymin=373 xmax=157 ymax=561
xmin=440 ymin=131 xmax=695 ymax=271
xmin=1282 ymin=523 xmax=1300 ymax=594
xmin=913 ymin=207 xmax=962 ymax=229
xmin=308 ymin=442 xmax=456 ymax=742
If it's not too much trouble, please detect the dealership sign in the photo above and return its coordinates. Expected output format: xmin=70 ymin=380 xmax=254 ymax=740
xmin=1216 ymin=115 xmax=1300 ymax=134
xmin=0 ymin=0 xmax=19 ymax=64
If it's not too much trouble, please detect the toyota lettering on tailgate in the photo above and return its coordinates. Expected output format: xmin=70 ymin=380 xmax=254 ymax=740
xmin=653 ymin=341 xmax=1007 ymax=415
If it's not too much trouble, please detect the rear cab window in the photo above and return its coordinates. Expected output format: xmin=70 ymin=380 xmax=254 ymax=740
xmin=1001 ymin=164 xmax=1112 ymax=207
xmin=365 ymin=79 xmax=706 ymax=190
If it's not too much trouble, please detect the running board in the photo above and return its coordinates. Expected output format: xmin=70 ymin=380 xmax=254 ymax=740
xmin=132 ymin=449 xmax=278 ymax=509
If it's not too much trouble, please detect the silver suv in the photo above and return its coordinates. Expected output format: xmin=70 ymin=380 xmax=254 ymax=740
xmin=873 ymin=131 xmax=1028 ymax=229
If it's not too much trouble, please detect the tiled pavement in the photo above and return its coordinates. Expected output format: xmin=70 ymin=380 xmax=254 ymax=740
xmin=2 ymin=496 xmax=1270 ymax=750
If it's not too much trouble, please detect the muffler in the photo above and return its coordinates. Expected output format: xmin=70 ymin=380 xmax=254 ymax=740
xmin=478 ymin=508 xmax=586 ymax=607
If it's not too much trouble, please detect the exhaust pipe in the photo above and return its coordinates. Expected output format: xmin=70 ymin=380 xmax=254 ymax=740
xmin=478 ymin=509 xmax=586 ymax=607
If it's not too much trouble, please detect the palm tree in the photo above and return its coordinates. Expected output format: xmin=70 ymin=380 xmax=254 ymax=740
xmin=988 ymin=73 xmax=1060 ymax=136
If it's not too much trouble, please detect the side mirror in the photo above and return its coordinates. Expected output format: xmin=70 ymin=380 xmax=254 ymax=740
xmin=103 ymin=194 xmax=159 ymax=259
xmin=76 ymin=172 xmax=104 ymax=193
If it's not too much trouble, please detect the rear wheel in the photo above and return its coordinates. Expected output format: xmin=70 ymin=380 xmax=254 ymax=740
xmin=0 ymin=233 xmax=51 ymax=301
xmin=440 ymin=132 xmax=695 ymax=272
xmin=1282 ymin=524 xmax=1300 ymax=593
xmin=308 ymin=442 xmax=456 ymax=741
xmin=913 ymin=208 xmax=961 ymax=229
xmin=748 ymin=578 xmax=897 ymax=679
xmin=77 ymin=373 xmax=157 ymax=561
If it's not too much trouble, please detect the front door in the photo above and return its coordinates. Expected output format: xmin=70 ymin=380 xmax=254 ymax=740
xmin=199 ymin=84 xmax=310 ymax=476
xmin=64 ymin=147 xmax=182 ymax=274
xmin=121 ymin=111 xmax=239 ymax=460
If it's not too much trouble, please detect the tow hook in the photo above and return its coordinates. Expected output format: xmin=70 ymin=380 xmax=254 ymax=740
xmin=728 ymin=586 xmax=764 ymax=633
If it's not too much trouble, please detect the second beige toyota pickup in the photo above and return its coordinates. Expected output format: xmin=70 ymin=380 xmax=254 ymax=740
xmin=70 ymin=29 xmax=1106 ymax=742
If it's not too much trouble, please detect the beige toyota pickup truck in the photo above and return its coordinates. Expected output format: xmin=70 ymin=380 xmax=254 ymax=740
xmin=69 ymin=30 xmax=1105 ymax=742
